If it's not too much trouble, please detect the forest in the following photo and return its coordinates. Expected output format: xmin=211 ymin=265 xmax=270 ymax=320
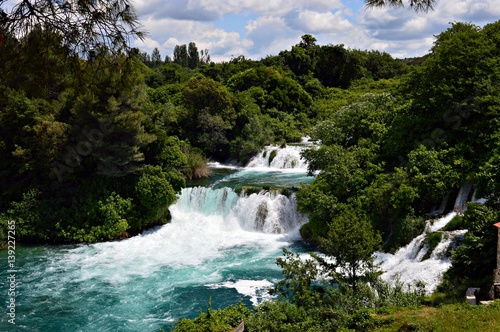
xmin=1 ymin=1 xmax=500 ymax=329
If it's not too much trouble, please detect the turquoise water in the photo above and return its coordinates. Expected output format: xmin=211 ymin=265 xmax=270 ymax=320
xmin=1 ymin=152 xmax=315 ymax=331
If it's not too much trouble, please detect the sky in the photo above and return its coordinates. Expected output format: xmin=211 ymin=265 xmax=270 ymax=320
xmin=131 ymin=0 xmax=500 ymax=62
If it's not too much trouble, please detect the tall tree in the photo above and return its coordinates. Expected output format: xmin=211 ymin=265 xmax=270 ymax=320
xmin=200 ymin=49 xmax=211 ymax=65
xmin=181 ymin=76 xmax=235 ymax=158
xmin=187 ymin=42 xmax=199 ymax=69
xmin=151 ymin=47 xmax=162 ymax=68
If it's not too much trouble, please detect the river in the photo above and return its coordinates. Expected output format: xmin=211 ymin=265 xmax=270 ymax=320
xmin=0 ymin=142 xmax=472 ymax=331
xmin=0 ymin=144 xmax=314 ymax=332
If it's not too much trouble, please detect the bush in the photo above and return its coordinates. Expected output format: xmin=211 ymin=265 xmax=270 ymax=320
xmin=385 ymin=215 xmax=426 ymax=252
xmin=173 ymin=302 xmax=251 ymax=332
xmin=268 ymin=149 xmax=278 ymax=165
xmin=133 ymin=165 xmax=177 ymax=228
xmin=442 ymin=214 xmax=465 ymax=231
xmin=181 ymin=143 xmax=209 ymax=179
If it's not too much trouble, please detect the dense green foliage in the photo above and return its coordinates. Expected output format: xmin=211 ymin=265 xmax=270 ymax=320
xmin=298 ymin=21 xmax=500 ymax=256
xmin=0 ymin=23 xmax=411 ymax=245
xmin=0 ymin=28 xmax=187 ymax=243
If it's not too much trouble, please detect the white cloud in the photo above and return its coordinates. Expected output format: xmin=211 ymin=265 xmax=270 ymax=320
xmin=130 ymin=0 xmax=499 ymax=61
xmin=237 ymin=0 xmax=344 ymax=16
xmin=245 ymin=16 xmax=300 ymax=58
xmin=290 ymin=10 xmax=354 ymax=33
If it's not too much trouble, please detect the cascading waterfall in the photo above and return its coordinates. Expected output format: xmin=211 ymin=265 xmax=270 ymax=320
xmin=246 ymin=145 xmax=309 ymax=170
xmin=175 ymin=186 xmax=240 ymax=218
xmin=376 ymin=183 xmax=474 ymax=294
xmin=0 ymin=145 xmax=314 ymax=332
xmin=234 ymin=191 xmax=307 ymax=234
xmin=7 ymin=142 xmax=481 ymax=331
xmin=175 ymin=186 xmax=307 ymax=234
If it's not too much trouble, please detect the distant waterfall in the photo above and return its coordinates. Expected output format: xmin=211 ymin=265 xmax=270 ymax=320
xmin=246 ymin=145 xmax=309 ymax=170
xmin=429 ymin=183 xmax=473 ymax=232
xmin=175 ymin=187 xmax=307 ymax=234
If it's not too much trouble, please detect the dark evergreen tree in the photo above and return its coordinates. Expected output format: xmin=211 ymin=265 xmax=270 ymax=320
xmin=188 ymin=42 xmax=200 ymax=69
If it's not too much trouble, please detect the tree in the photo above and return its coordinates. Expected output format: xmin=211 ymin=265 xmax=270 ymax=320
xmin=280 ymin=35 xmax=318 ymax=83
xmin=64 ymin=54 xmax=155 ymax=178
xmin=200 ymin=49 xmax=211 ymax=65
xmin=364 ymin=0 xmax=436 ymax=12
xmin=188 ymin=42 xmax=199 ymax=69
xmin=181 ymin=76 xmax=236 ymax=159
xmin=151 ymin=47 xmax=162 ymax=68
xmin=312 ymin=205 xmax=382 ymax=291
xmin=314 ymin=44 xmax=364 ymax=88
xmin=442 ymin=203 xmax=498 ymax=296
xmin=0 ymin=0 xmax=145 ymax=56
xmin=299 ymin=34 xmax=317 ymax=49
xmin=274 ymin=248 xmax=319 ymax=306
xmin=173 ymin=44 xmax=188 ymax=67
xmin=140 ymin=51 xmax=152 ymax=67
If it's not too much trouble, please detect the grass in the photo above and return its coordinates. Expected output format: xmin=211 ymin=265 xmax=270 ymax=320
xmin=372 ymin=301 xmax=500 ymax=331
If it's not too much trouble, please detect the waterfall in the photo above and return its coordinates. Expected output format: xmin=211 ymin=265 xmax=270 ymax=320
xmin=454 ymin=182 xmax=473 ymax=212
xmin=175 ymin=186 xmax=307 ymax=234
xmin=233 ymin=191 xmax=307 ymax=233
xmin=8 ymin=154 xmax=314 ymax=332
xmin=426 ymin=193 xmax=450 ymax=217
xmin=246 ymin=145 xmax=308 ymax=170
xmin=176 ymin=186 xmax=239 ymax=217
xmin=376 ymin=227 xmax=467 ymax=294
xmin=376 ymin=182 xmax=474 ymax=294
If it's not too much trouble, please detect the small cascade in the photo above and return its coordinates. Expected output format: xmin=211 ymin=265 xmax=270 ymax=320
xmin=377 ymin=183 xmax=474 ymax=294
xmin=246 ymin=145 xmax=309 ymax=170
xmin=175 ymin=186 xmax=307 ymax=234
xmin=453 ymin=182 xmax=473 ymax=213
xmin=176 ymin=187 xmax=239 ymax=217
xmin=426 ymin=193 xmax=449 ymax=217
xmin=376 ymin=227 xmax=466 ymax=294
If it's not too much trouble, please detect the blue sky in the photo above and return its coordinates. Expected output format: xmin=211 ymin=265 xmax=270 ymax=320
xmin=129 ymin=0 xmax=499 ymax=62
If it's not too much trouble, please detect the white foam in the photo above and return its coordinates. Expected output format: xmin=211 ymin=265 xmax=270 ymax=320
xmin=206 ymin=279 xmax=275 ymax=306
xmin=54 ymin=187 xmax=303 ymax=286
xmin=376 ymin=229 xmax=467 ymax=294
xmin=428 ymin=212 xmax=457 ymax=232
xmin=208 ymin=162 xmax=242 ymax=170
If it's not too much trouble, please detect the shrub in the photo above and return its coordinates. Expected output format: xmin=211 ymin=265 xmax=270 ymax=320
xmin=268 ymin=149 xmax=278 ymax=165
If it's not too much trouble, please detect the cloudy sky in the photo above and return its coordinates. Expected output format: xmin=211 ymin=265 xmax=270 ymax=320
xmin=130 ymin=0 xmax=499 ymax=62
